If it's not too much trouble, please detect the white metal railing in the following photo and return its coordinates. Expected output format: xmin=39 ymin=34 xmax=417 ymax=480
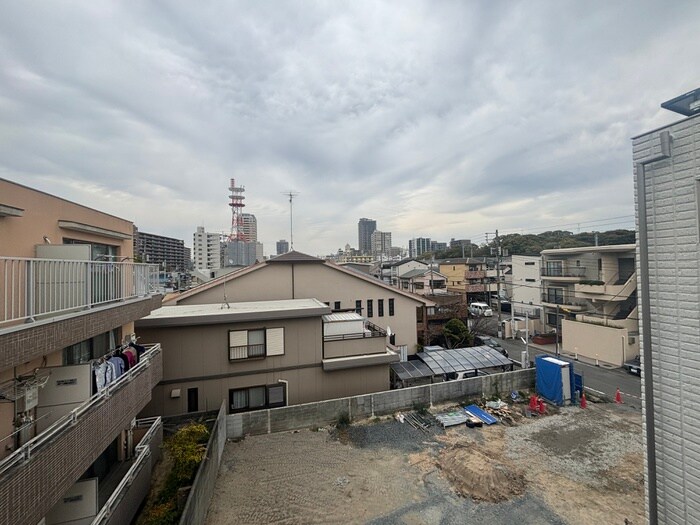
xmin=0 ymin=256 xmax=159 ymax=328
xmin=91 ymin=416 xmax=162 ymax=525
xmin=0 ymin=343 xmax=161 ymax=478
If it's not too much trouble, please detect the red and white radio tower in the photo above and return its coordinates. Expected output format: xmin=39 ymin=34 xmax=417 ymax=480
xmin=228 ymin=178 xmax=246 ymax=241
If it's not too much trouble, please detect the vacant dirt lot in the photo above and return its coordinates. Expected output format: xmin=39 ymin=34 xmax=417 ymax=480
xmin=206 ymin=402 xmax=643 ymax=525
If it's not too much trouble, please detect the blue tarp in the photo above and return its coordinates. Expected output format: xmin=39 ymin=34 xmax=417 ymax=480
xmin=464 ymin=405 xmax=498 ymax=425
xmin=535 ymin=355 xmax=575 ymax=406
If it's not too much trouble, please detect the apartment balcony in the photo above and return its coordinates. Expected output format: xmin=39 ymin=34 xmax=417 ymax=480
xmin=323 ymin=321 xmax=397 ymax=369
xmin=0 ymin=344 xmax=162 ymax=525
xmin=465 ymin=283 xmax=498 ymax=293
xmin=541 ymin=294 xmax=587 ymax=311
xmin=541 ymin=266 xmax=587 ymax=282
xmin=465 ymin=270 xmax=486 ymax=279
xmin=574 ymin=273 xmax=636 ymax=302
xmin=0 ymin=257 xmax=161 ymax=370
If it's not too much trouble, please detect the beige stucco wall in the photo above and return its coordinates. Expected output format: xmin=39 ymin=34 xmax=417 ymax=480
xmin=0 ymin=179 xmax=134 ymax=258
xmin=562 ymin=319 xmax=639 ymax=366
xmin=137 ymin=316 xmax=390 ymax=416
xmin=174 ymin=262 xmax=423 ymax=352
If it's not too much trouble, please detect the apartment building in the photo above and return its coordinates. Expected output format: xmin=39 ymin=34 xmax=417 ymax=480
xmin=0 ymin=179 xmax=162 ymax=525
xmin=239 ymin=213 xmax=257 ymax=242
xmin=193 ymin=226 xmax=221 ymax=270
xmin=540 ymin=244 xmax=638 ymax=365
xmin=438 ymin=257 xmax=500 ymax=302
xmin=370 ymin=230 xmax=392 ymax=258
xmin=633 ymin=88 xmax=700 ymax=525
xmin=276 ymin=239 xmax=289 ymax=255
xmin=163 ymin=251 xmax=433 ymax=354
xmin=358 ymin=218 xmax=376 ymax=254
xmin=133 ymin=226 xmax=189 ymax=271
xmin=409 ymin=237 xmax=431 ymax=258
xmin=136 ymin=299 xmax=398 ymax=416
xmin=510 ymin=255 xmax=541 ymax=316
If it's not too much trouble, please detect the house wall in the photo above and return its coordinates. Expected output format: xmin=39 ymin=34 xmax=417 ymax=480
xmin=634 ymin=113 xmax=700 ymax=524
xmin=137 ymin=317 xmax=390 ymax=416
xmin=0 ymin=179 xmax=134 ymax=258
xmin=511 ymin=255 xmax=541 ymax=311
xmin=174 ymin=262 xmax=422 ymax=352
xmin=438 ymin=261 xmax=466 ymax=288
xmin=561 ymin=319 xmax=638 ymax=366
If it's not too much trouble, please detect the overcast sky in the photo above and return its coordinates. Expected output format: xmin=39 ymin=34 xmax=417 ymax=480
xmin=1 ymin=2 xmax=698 ymax=256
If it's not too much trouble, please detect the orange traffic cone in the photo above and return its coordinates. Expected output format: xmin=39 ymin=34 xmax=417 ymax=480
xmin=615 ymin=388 xmax=623 ymax=404
xmin=580 ymin=392 xmax=587 ymax=409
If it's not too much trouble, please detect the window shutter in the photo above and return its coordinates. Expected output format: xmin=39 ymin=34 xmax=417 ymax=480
xmin=266 ymin=328 xmax=284 ymax=356
xmin=229 ymin=330 xmax=247 ymax=347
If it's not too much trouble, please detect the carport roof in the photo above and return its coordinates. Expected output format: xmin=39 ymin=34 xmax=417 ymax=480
xmin=417 ymin=346 xmax=511 ymax=375
xmin=390 ymin=360 xmax=434 ymax=380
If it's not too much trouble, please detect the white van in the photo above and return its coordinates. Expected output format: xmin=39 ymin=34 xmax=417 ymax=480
xmin=469 ymin=302 xmax=493 ymax=317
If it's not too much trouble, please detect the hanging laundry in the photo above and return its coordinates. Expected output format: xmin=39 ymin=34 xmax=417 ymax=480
xmin=108 ymin=356 xmax=124 ymax=378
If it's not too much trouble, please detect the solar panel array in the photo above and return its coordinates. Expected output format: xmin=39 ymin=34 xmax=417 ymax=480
xmin=390 ymin=360 xmax=434 ymax=380
xmin=417 ymin=345 xmax=511 ymax=375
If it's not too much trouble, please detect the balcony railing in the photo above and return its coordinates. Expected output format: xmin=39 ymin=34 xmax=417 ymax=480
xmin=0 ymin=343 xmax=161 ymax=479
xmin=541 ymin=293 xmax=587 ymax=308
xmin=91 ymin=416 xmax=162 ymax=525
xmin=0 ymin=257 xmax=159 ymax=328
xmin=324 ymin=321 xmax=387 ymax=341
xmin=541 ymin=266 xmax=587 ymax=278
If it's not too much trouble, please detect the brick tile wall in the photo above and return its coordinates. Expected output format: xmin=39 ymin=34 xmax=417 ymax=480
xmin=0 ymin=295 xmax=161 ymax=371
xmin=0 ymin=350 xmax=162 ymax=525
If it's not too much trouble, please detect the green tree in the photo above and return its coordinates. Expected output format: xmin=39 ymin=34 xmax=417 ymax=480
xmin=443 ymin=318 xmax=472 ymax=348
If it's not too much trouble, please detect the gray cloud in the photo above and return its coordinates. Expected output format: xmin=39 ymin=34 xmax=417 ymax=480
xmin=0 ymin=1 xmax=697 ymax=254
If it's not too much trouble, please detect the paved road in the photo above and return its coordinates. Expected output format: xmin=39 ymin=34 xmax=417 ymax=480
xmin=495 ymin=337 xmax=642 ymax=409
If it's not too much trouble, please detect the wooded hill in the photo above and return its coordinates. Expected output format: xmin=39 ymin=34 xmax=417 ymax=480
xmin=433 ymin=229 xmax=636 ymax=259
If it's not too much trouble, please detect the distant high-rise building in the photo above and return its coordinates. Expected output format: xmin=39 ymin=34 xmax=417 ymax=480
xmin=240 ymin=213 xmax=257 ymax=242
xmin=276 ymin=239 xmax=289 ymax=255
xmin=430 ymin=241 xmax=447 ymax=253
xmin=224 ymin=240 xmax=263 ymax=267
xmin=193 ymin=226 xmax=221 ymax=270
xmin=133 ymin=227 xmax=189 ymax=271
xmin=370 ymin=230 xmax=392 ymax=258
xmin=358 ymin=218 xmax=377 ymax=254
xmin=409 ymin=237 xmax=431 ymax=258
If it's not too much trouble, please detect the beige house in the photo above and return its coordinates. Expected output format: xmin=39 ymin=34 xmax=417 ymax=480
xmin=0 ymin=179 xmax=162 ymax=525
xmin=541 ymin=244 xmax=639 ymax=365
xmin=438 ymin=257 xmax=500 ymax=302
xmin=165 ymin=251 xmax=434 ymax=355
xmin=136 ymin=299 xmax=398 ymax=416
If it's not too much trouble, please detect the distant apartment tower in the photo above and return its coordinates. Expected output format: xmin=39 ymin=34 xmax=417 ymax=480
xmin=358 ymin=218 xmax=377 ymax=254
xmin=409 ymin=237 xmax=431 ymax=258
xmin=193 ymin=226 xmax=221 ymax=270
xmin=133 ymin=226 xmax=188 ymax=271
xmin=224 ymin=240 xmax=263 ymax=267
xmin=370 ymin=230 xmax=392 ymax=258
xmin=240 ymin=213 xmax=257 ymax=242
xmin=633 ymin=88 xmax=700 ymax=525
xmin=276 ymin=239 xmax=289 ymax=255
xmin=430 ymin=240 xmax=447 ymax=253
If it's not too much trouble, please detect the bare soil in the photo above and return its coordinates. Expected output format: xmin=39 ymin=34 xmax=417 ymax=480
xmin=205 ymin=402 xmax=644 ymax=525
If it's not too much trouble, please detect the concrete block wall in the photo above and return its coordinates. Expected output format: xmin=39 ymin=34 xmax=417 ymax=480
xmin=227 ymin=369 xmax=535 ymax=438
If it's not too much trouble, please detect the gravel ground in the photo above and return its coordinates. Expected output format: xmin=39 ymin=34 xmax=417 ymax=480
xmin=205 ymin=401 xmax=643 ymax=525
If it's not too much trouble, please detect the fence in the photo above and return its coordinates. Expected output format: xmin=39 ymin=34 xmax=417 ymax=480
xmin=179 ymin=402 xmax=227 ymax=525
xmin=0 ymin=256 xmax=159 ymax=328
xmin=227 ymin=368 xmax=535 ymax=438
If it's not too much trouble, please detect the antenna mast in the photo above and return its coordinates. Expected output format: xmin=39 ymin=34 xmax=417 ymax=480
xmin=282 ymin=191 xmax=299 ymax=250
xmin=228 ymin=178 xmax=246 ymax=241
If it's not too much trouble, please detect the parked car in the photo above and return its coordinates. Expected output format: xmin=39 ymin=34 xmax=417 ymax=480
xmin=532 ymin=332 xmax=561 ymax=345
xmin=624 ymin=356 xmax=641 ymax=376
xmin=469 ymin=302 xmax=493 ymax=317
xmin=474 ymin=335 xmax=509 ymax=358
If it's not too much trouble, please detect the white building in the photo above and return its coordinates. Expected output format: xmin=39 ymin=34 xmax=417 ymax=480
xmin=240 ymin=213 xmax=257 ymax=242
xmin=193 ymin=226 xmax=222 ymax=270
xmin=634 ymin=88 xmax=700 ymax=525
xmin=510 ymin=255 xmax=541 ymax=316
xmin=371 ymin=230 xmax=392 ymax=258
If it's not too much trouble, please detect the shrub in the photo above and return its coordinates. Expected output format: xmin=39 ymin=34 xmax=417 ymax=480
xmin=336 ymin=411 xmax=351 ymax=429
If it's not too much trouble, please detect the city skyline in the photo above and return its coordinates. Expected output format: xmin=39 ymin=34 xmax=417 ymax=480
xmin=2 ymin=3 xmax=697 ymax=255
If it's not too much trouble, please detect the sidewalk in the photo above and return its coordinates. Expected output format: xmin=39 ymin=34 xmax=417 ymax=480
xmin=500 ymin=339 xmax=621 ymax=370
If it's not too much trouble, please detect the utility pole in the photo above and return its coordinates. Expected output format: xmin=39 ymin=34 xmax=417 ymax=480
xmin=495 ymin=229 xmax=502 ymax=339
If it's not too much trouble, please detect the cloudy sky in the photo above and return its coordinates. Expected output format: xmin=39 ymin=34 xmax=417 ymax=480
xmin=1 ymin=2 xmax=698 ymax=255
